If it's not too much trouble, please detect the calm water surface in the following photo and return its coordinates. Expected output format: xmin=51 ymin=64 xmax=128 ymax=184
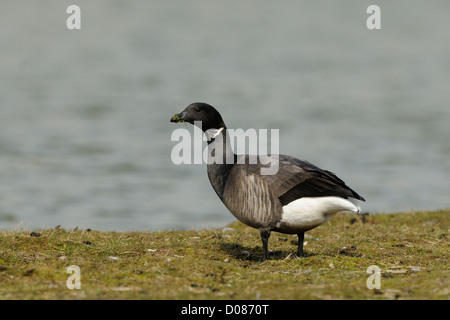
xmin=0 ymin=1 xmax=449 ymax=231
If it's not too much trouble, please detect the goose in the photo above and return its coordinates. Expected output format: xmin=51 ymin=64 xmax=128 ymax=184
xmin=170 ymin=102 xmax=365 ymax=261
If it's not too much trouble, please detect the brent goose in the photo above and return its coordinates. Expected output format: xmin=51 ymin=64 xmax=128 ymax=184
xmin=170 ymin=102 xmax=365 ymax=260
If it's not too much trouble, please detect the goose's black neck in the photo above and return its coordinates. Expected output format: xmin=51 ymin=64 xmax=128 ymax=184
xmin=206 ymin=128 xmax=237 ymax=200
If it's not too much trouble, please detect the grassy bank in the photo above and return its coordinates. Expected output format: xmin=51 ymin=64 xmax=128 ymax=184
xmin=0 ymin=210 xmax=448 ymax=300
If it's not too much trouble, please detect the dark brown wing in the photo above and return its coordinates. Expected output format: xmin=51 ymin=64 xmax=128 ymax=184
xmin=238 ymin=154 xmax=365 ymax=207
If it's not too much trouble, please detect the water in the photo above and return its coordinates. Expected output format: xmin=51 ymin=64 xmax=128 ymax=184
xmin=0 ymin=1 xmax=449 ymax=231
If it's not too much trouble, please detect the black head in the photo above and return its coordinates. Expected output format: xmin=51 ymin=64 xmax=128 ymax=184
xmin=170 ymin=102 xmax=226 ymax=132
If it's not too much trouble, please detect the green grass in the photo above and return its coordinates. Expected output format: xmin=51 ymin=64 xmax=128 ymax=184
xmin=0 ymin=210 xmax=448 ymax=299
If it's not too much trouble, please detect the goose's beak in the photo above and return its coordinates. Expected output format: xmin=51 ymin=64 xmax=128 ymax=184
xmin=170 ymin=112 xmax=184 ymax=123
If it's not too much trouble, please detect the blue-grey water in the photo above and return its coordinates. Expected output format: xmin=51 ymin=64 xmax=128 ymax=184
xmin=0 ymin=1 xmax=449 ymax=231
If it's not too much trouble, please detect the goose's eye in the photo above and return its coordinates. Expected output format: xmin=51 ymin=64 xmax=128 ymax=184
xmin=196 ymin=108 xmax=201 ymax=112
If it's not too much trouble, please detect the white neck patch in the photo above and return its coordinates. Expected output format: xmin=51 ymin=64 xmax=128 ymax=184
xmin=205 ymin=127 xmax=224 ymax=141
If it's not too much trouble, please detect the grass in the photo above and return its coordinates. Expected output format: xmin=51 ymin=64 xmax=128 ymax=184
xmin=0 ymin=210 xmax=448 ymax=300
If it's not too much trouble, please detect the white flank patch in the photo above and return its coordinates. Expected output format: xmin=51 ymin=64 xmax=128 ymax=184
xmin=279 ymin=196 xmax=361 ymax=230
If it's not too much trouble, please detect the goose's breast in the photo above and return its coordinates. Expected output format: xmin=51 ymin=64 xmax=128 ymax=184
xmin=222 ymin=172 xmax=282 ymax=229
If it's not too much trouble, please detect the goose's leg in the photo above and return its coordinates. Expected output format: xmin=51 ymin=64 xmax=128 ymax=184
xmin=296 ymin=232 xmax=305 ymax=257
xmin=259 ymin=229 xmax=271 ymax=261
